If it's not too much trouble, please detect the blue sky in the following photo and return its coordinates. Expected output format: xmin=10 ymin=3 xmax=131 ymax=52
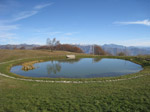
xmin=0 ymin=0 xmax=150 ymax=46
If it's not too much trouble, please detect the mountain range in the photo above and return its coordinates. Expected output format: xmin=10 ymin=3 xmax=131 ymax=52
xmin=75 ymin=44 xmax=150 ymax=56
xmin=0 ymin=44 xmax=150 ymax=56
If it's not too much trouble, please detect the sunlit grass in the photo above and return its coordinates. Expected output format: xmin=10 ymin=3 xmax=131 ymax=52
xmin=0 ymin=50 xmax=150 ymax=112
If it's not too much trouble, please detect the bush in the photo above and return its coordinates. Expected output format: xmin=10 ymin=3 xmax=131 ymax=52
xmin=33 ymin=44 xmax=83 ymax=53
xmin=93 ymin=45 xmax=106 ymax=55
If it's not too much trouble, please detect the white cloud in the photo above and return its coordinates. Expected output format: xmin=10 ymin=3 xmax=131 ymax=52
xmin=47 ymin=32 xmax=62 ymax=36
xmin=0 ymin=2 xmax=53 ymax=44
xmin=64 ymin=32 xmax=79 ymax=36
xmin=33 ymin=30 xmax=79 ymax=37
xmin=0 ymin=33 xmax=15 ymax=39
xmin=34 ymin=3 xmax=53 ymax=9
xmin=11 ymin=3 xmax=53 ymax=22
xmin=0 ymin=32 xmax=17 ymax=43
xmin=13 ymin=11 xmax=38 ymax=21
xmin=0 ymin=25 xmax=18 ymax=31
xmin=64 ymin=33 xmax=73 ymax=36
xmin=114 ymin=19 xmax=150 ymax=26
xmin=34 ymin=31 xmax=62 ymax=36
xmin=1 ymin=3 xmax=53 ymax=23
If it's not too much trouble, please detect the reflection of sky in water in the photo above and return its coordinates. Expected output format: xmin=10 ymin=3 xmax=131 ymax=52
xmin=10 ymin=58 xmax=143 ymax=78
xmin=11 ymin=65 xmax=22 ymax=72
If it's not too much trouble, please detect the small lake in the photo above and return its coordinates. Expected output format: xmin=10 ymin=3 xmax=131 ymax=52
xmin=10 ymin=58 xmax=143 ymax=78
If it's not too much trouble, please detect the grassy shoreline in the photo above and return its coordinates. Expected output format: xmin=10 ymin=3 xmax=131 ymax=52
xmin=0 ymin=50 xmax=150 ymax=112
xmin=0 ymin=54 xmax=149 ymax=82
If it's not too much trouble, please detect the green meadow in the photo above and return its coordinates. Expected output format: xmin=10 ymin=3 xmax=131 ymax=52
xmin=0 ymin=50 xmax=150 ymax=112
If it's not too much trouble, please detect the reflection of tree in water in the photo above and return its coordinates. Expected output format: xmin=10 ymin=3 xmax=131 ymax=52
xmin=47 ymin=61 xmax=61 ymax=75
xmin=46 ymin=59 xmax=80 ymax=75
xmin=58 ymin=58 xmax=81 ymax=64
xmin=93 ymin=58 xmax=102 ymax=63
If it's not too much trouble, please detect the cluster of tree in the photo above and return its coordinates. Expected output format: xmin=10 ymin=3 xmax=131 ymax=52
xmin=33 ymin=38 xmax=109 ymax=54
xmin=33 ymin=38 xmax=83 ymax=53
xmin=33 ymin=44 xmax=83 ymax=53
xmin=54 ymin=44 xmax=83 ymax=53
xmin=92 ymin=45 xmax=107 ymax=55
xmin=46 ymin=38 xmax=60 ymax=51
xmin=33 ymin=38 xmax=59 ymax=51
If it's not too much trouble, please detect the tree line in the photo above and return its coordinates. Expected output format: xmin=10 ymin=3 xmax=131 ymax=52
xmin=33 ymin=38 xmax=107 ymax=55
xmin=33 ymin=38 xmax=83 ymax=53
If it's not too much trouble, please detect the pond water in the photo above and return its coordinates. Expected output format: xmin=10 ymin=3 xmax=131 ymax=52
xmin=10 ymin=58 xmax=143 ymax=78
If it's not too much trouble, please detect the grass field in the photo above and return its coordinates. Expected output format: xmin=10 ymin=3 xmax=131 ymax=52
xmin=0 ymin=50 xmax=150 ymax=112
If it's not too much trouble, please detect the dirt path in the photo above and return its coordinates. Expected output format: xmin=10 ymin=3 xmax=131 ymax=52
xmin=0 ymin=58 xmax=149 ymax=83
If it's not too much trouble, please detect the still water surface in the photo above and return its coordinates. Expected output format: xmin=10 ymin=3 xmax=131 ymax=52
xmin=10 ymin=58 xmax=143 ymax=78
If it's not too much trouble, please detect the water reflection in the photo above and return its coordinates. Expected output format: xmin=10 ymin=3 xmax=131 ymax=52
xmin=93 ymin=58 xmax=102 ymax=63
xmin=57 ymin=58 xmax=81 ymax=64
xmin=47 ymin=61 xmax=61 ymax=74
xmin=11 ymin=58 xmax=143 ymax=78
xmin=46 ymin=59 xmax=81 ymax=75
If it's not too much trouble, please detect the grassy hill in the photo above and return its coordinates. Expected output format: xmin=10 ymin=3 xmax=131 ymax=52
xmin=0 ymin=50 xmax=150 ymax=112
xmin=0 ymin=49 xmax=86 ymax=62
